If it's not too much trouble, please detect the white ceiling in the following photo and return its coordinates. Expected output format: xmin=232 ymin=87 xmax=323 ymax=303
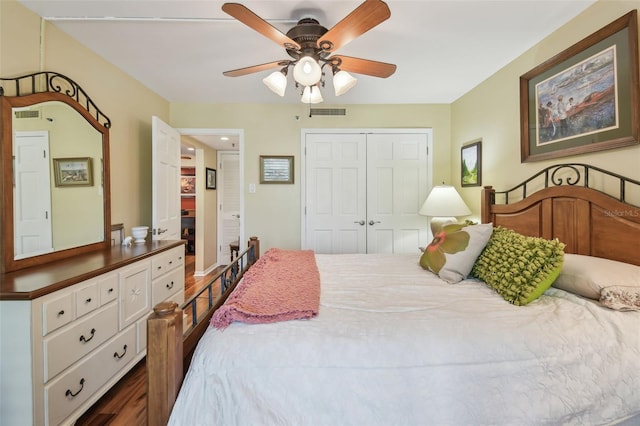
xmin=17 ymin=0 xmax=597 ymax=150
xmin=19 ymin=0 xmax=598 ymax=105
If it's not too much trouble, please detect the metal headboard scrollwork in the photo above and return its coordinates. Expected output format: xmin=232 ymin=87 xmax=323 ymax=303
xmin=490 ymin=163 xmax=640 ymax=206
xmin=0 ymin=71 xmax=111 ymax=128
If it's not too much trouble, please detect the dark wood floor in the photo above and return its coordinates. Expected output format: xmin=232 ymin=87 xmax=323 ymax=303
xmin=76 ymin=254 xmax=223 ymax=426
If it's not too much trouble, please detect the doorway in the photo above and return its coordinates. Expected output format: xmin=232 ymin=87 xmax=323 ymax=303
xmin=177 ymin=128 xmax=243 ymax=275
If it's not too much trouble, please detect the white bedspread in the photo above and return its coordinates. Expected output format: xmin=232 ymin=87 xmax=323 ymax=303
xmin=169 ymin=254 xmax=640 ymax=426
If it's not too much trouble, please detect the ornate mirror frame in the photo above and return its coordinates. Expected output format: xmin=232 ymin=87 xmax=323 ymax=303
xmin=0 ymin=72 xmax=111 ymax=273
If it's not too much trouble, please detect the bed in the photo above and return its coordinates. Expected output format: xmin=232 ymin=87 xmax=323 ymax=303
xmin=147 ymin=163 xmax=640 ymax=426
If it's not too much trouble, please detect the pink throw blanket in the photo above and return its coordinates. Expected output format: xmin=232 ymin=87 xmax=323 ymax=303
xmin=211 ymin=248 xmax=320 ymax=328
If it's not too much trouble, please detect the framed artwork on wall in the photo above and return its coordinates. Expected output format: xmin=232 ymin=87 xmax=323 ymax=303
xmin=520 ymin=11 xmax=639 ymax=162
xmin=181 ymin=175 xmax=195 ymax=196
xmin=206 ymin=167 xmax=217 ymax=190
xmin=53 ymin=157 xmax=93 ymax=186
xmin=461 ymin=140 xmax=482 ymax=187
xmin=260 ymin=155 xmax=294 ymax=184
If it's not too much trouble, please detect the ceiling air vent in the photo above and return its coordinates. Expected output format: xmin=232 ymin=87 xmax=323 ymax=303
xmin=14 ymin=110 xmax=40 ymax=119
xmin=309 ymin=108 xmax=346 ymax=117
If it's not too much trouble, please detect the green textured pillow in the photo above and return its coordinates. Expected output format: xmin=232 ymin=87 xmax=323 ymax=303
xmin=471 ymin=226 xmax=565 ymax=306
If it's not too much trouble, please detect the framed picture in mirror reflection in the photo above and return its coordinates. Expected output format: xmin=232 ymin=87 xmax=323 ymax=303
xmin=53 ymin=157 xmax=93 ymax=187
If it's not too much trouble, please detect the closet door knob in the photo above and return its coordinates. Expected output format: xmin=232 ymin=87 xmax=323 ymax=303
xmin=368 ymin=220 xmax=381 ymax=226
xmin=353 ymin=220 xmax=365 ymax=226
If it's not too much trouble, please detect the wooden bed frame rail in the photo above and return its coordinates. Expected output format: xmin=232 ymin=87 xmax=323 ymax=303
xmin=481 ymin=164 xmax=640 ymax=266
xmin=146 ymin=236 xmax=260 ymax=426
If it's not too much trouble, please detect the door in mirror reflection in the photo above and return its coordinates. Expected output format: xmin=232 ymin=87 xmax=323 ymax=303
xmin=14 ymin=131 xmax=53 ymax=259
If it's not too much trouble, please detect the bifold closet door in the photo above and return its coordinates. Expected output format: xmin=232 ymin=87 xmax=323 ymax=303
xmin=304 ymin=131 xmax=429 ymax=254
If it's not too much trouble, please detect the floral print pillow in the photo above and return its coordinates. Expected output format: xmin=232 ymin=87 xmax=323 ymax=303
xmin=420 ymin=223 xmax=493 ymax=283
xmin=600 ymin=286 xmax=640 ymax=311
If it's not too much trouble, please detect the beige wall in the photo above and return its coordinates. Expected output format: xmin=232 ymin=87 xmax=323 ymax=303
xmin=452 ymin=1 xmax=640 ymax=216
xmin=170 ymin=103 xmax=451 ymax=250
xmin=1 ymin=0 xmax=170 ymax=239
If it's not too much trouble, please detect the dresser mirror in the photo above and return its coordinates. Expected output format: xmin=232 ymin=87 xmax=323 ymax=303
xmin=1 ymin=72 xmax=111 ymax=272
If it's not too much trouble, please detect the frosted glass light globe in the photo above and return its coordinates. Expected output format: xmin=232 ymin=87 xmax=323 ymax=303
xmin=300 ymin=85 xmax=323 ymax=104
xmin=333 ymin=70 xmax=357 ymax=96
xmin=293 ymin=57 xmax=322 ymax=87
xmin=263 ymin=71 xmax=287 ymax=96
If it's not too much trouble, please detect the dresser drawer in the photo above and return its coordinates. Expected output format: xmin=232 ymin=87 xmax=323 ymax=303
xmin=98 ymin=273 xmax=118 ymax=306
xmin=152 ymin=267 xmax=185 ymax=307
xmin=43 ymin=303 xmax=118 ymax=382
xmin=44 ymin=326 xmax=137 ymax=426
xmin=75 ymin=282 xmax=99 ymax=318
xmin=42 ymin=293 xmax=74 ymax=336
xmin=151 ymin=246 xmax=184 ymax=279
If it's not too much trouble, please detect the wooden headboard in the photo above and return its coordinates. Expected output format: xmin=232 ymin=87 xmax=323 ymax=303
xmin=481 ymin=164 xmax=640 ymax=266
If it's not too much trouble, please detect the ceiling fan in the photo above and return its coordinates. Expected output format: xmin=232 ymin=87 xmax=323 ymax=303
xmin=221 ymin=0 xmax=397 ymax=103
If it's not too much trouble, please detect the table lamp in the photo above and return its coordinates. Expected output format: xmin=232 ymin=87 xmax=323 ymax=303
xmin=419 ymin=185 xmax=472 ymax=235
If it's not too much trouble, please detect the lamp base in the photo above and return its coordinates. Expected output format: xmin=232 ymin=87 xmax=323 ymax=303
xmin=430 ymin=217 xmax=458 ymax=236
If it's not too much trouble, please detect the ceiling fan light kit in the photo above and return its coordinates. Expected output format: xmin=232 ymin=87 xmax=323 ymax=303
xmin=222 ymin=0 xmax=396 ymax=104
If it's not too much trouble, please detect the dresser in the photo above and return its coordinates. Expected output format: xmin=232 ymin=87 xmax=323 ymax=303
xmin=0 ymin=240 xmax=185 ymax=426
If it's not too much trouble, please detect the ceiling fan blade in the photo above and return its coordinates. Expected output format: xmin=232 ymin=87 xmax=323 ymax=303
xmin=318 ymin=0 xmax=391 ymax=53
xmin=223 ymin=60 xmax=290 ymax=77
xmin=329 ymin=55 xmax=396 ymax=78
xmin=222 ymin=3 xmax=301 ymax=50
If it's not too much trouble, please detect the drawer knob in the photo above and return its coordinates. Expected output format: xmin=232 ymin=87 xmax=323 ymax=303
xmin=114 ymin=344 xmax=128 ymax=360
xmin=108 ymin=288 xmax=114 ymax=293
xmin=57 ymin=310 xmax=65 ymax=317
xmin=79 ymin=328 xmax=96 ymax=343
xmin=65 ymin=378 xmax=85 ymax=398
xmin=85 ymin=297 xmax=92 ymax=304
xmin=166 ymin=281 xmax=174 ymax=290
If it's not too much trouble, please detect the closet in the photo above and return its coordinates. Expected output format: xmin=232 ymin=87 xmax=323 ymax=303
xmin=302 ymin=129 xmax=432 ymax=254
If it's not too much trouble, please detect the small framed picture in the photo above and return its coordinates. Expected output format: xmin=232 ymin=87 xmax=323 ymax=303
xmin=181 ymin=175 xmax=196 ymax=196
xmin=260 ymin=155 xmax=294 ymax=184
xmin=206 ymin=167 xmax=216 ymax=190
xmin=461 ymin=140 xmax=482 ymax=187
xmin=53 ymin=157 xmax=93 ymax=187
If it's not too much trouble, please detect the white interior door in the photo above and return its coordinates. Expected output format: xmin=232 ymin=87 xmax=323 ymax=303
xmin=13 ymin=131 xmax=53 ymax=258
xmin=304 ymin=133 xmax=367 ymax=254
xmin=218 ymin=151 xmax=240 ymax=262
xmin=303 ymin=130 xmax=431 ymax=254
xmin=366 ymin=133 xmax=429 ymax=254
xmin=152 ymin=116 xmax=180 ymax=241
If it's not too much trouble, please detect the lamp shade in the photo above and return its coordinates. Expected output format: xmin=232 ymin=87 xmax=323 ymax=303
xmin=301 ymin=85 xmax=323 ymax=104
xmin=293 ymin=56 xmax=322 ymax=87
xmin=419 ymin=185 xmax=471 ymax=217
xmin=333 ymin=70 xmax=357 ymax=96
xmin=262 ymin=71 xmax=287 ymax=96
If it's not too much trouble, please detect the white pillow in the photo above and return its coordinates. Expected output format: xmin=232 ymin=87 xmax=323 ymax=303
xmin=552 ymin=253 xmax=640 ymax=300
xmin=419 ymin=223 xmax=493 ymax=284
